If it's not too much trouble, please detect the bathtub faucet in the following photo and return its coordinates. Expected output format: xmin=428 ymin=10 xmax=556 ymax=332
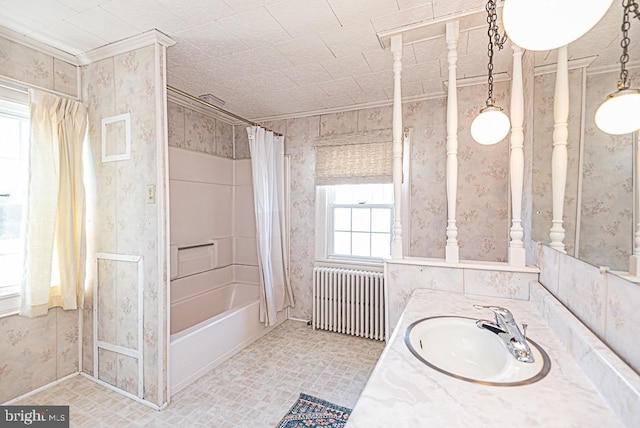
xmin=473 ymin=304 xmax=534 ymax=363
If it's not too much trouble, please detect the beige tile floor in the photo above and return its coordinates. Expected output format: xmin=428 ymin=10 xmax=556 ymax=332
xmin=17 ymin=320 xmax=385 ymax=427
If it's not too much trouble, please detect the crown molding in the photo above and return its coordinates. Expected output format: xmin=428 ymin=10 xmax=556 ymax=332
xmin=586 ymin=59 xmax=640 ymax=76
xmin=534 ymin=56 xmax=597 ymax=76
xmin=0 ymin=26 xmax=78 ymax=65
xmin=167 ymin=91 xmax=236 ymax=125
xmin=76 ymin=29 xmax=175 ymax=65
xmin=443 ymin=72 xmax=511 ymax=88
xmin=251 ymin=91 xmax=447 ymax=123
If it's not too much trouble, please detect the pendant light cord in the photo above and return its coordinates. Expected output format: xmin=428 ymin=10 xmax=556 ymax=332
xmin=619 ymin=0 xmax=640 ymax=89
xmin=485 ymin=0 xmax=507 ymax=106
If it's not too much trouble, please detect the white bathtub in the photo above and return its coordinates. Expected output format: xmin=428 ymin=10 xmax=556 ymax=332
xmin=170 ymin=282 xmax=283 ymax=395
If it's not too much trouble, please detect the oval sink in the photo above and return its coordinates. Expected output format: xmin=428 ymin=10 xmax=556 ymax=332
xmin=404 ymin=316 xmax=551 ymax=386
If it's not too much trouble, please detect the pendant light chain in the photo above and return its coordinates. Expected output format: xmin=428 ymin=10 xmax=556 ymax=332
xmin=620 ymin=0 xmax=640 ymax=89
xmin=485 ymin=0 xmax=507 ymax=106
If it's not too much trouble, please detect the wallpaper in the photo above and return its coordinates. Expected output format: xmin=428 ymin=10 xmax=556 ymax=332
xmin=0 ymin=36 xmax=80 ymax=404
xmin=82 ymin=44 xmax=167 ymax=405
xmin=0 ymin=36 xmax=78 ymax=98
xmin=167 ymin=101 xmax=233 ymax=158
xmin=239 ymin=81 xmax=513 ymax=320
xmin=532 ymin=69 xmax=635 ymax=271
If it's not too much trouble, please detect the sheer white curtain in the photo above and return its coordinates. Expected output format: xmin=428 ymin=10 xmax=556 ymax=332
xmin=247 ymin=126 xmax=294 ymax=326
xmin=21 ymin=89 xmax=87 ymax=317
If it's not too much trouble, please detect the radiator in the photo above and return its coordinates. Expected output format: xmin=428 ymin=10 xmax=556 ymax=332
xmin=312 ymin=267 xmax=385 ymax=341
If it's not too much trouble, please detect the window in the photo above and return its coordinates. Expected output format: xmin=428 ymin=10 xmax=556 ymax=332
xmin=0 ymin=95 xmax=29 ymax=315
xmin=326 ymin=183 xmax=393 ymax=260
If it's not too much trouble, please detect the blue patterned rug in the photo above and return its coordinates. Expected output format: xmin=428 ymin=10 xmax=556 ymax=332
xmin=276 ymin=393 xmax=352 ymax=428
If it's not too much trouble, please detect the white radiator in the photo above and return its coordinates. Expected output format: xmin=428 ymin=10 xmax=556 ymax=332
xmin=312 ymin=267 xmax=385 ymax=341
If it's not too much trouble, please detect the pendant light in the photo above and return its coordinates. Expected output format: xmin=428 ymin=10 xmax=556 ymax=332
xmin=471 ymin=0 xmax=511 ymax=146
xmin=595 ymin=0 xmax=640 ymax=135
xmin=503 ymin=0 xmax=614 ymax=51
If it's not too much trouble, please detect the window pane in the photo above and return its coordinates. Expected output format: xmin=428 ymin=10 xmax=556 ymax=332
xmin=333 ymin=231 xmax=351 ymax=255
xmin=371 ymin=233 xmax=391 ymax=258
xmin=351 ymin=208 xmax=370 ymax=232
xmin=0 ymin=116 xmax=20 ymax=159
xmin=352 ymin=232 xmax=370 ymax=257
xmin=334 ymin=207 xmax=351 ymax=231
xmin=371 ymin=208 xmax=391 ymax=232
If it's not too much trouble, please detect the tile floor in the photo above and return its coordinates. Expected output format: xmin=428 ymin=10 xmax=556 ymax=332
xmin=17 ymin=320 xmax=385 ymax=427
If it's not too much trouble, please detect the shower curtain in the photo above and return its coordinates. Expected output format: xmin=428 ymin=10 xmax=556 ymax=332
xmin=247 ymin=126 xmax=294 ymax=326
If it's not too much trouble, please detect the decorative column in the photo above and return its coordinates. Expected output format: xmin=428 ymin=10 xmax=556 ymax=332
xmin=550 ymin=45 xmax=569 ymax=253
xmin=391 ymin=35 xmax=404 ymax=259
xmin=445 ymin=21 xmax=460 ymax=263
xmin=631 ymin=132 xmax=640 ymax=276
xmin=509 ymin=45 xmax=526 ymax=266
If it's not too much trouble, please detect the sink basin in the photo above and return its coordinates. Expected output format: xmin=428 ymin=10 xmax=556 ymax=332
xmin=404 ymin=316 xmax=551 ymax=386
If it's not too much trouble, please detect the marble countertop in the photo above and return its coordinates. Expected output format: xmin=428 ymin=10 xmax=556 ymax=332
xmin=347 ymin=289 xmax=623 ymax=427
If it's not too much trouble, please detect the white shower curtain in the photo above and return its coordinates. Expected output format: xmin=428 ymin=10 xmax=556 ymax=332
xmin=247 ymin=126 xmax=294 ymax=326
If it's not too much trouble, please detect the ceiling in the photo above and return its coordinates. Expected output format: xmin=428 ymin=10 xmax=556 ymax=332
xmin=0 ymin=1 xmax=635 ymax=120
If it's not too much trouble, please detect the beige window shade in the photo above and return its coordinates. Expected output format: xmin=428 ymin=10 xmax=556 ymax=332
xmin=315 ymin=141 xmax=393 ymax=185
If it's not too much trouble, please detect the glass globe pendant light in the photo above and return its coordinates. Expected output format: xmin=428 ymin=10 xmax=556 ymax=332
xmin=471 ymin=0 xmax=511 ymax=146
xmin=503 ymin=0 xmax=614 ymax=51
xmin=595 ymin=0 xmax=640 ymax=135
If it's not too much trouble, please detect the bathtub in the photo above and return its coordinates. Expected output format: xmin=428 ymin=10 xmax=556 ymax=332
xmin=170 ymin=282 xmax=284 ymax=395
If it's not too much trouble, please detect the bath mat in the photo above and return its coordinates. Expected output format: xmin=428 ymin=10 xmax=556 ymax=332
xmin=276 ymin=393 xmax=352 ymax=428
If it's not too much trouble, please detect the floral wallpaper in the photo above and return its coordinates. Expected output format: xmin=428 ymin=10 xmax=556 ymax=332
xmin=167 ymin=101 xmax=234 ymax=158
xmin=532 ymin=69 xmax=635 ymax=271
xmin=532 ymin=69 xmax=583 ymax=256
xmin=241 ymin=81 xmax=513 ymax=321
xmin=83 ymin=44 xmax=167 ymax=405
xmin=579 ymin=70 xmax=635 ymax=271
xmin=0 ymin=36 xmax=80 ymax=404
xmin=0 ymin=37 xmax=78 ymax=98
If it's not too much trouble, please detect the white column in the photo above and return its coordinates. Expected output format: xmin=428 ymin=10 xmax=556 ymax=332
xmin=550 ymin=45 xmax=569 ymax=253
xmin=445 ymin=21 xmax=459 ymax=263
xmin=509 ymin=45 xmax=526 ymax=266
xmin=631 ymin=132 xmax=640 ymax=276
xmin=391 ymin=35 xmax=403 ymax=259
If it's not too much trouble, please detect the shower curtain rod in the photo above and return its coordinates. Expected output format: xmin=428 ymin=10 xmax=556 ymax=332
xmin=166 ymin=85 xmax=282 ymax=136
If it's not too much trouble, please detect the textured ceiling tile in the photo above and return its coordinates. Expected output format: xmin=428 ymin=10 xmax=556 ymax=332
xmin=321 ymin=95 xmax=356 ymax=109
xmin=267 ymin=0 xmax=341 ymax=38
xmin=101 ymin=0 xmax=191 ymax=34
xmin=4 ymin=0 xmax=78 ymax=23
xmin=370 ymin=3 xmax=434 ymax=33
xmin=383 ymin=81 xmax=424 ymax=98
xmin=412 ymin=31 xmax=470 ymax=63
xmin=397 ymin=0 xmax=432 ymax=9
xmin=321 ymin=54 xmax=372 ymax=79
xmin=173 ymin=21 xmax=248 ymax=59
xmin=354 ymin=70 xmax=394 ymax=92
xmin=29 ymin=20 xmax=108 ymax=54
xmin=317 ymin=77 xmax=363 ymax=97
xmin=319 ymin=21 xmax=381 ymax=58
xmin=351 ymin=89 xmax=389 ymax=104
xmin=274 ymin=35 xmax=336 ymax=65
xmin=326 ymin=0 xmax=398 ymax=26
xmin=282 ymin=63 xmax=332 ymax=85
xmin=223 ymin=0 xmax=282 ymax=13
xmin=282 ymin=84 xmax=329 ymax=103
xmin=403 ymin=60 xmax=441 ymax=83
xmin=166 ymin=37 xmax=208 ymax=67
xmin=432 ymin=0 xmax=485 ymax=18
xmin=57 ymin=0 xmax=107 ymax=13
xmin=156 ymin=0 xmax=235 ymax=26
xmin=362 ymin=47 xmax=417 ymax=73
xmin=223 ymin=45 xmax=295 ymax=75
xmin=64 ymin=6 xmax=140 ymax=43
xmin=218 ymin=7 xmax=291 ymax=48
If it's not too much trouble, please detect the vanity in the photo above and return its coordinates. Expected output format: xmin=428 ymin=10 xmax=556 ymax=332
xmin=347 ymin=282 xmax=640 ymax=427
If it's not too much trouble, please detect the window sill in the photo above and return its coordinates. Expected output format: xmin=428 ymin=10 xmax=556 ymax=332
xmin=314 ymin=258 xmax=384 ymax=271
xmin=0 ymin=290 xmax=21 ymax=318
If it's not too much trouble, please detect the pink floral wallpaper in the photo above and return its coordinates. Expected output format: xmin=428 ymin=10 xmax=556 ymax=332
xmin=0 ymin=36 xmax=80 ymax=404
xmin=83 ymin=44 xmax=167 ymax=405
xmin=0 ymin=37 xmax=78 ymax=98
xmin=532 ymin=69 xmax=635 ymax=271
xmin=239 ymin=82 xmax=513 ymax=321
xmin=167 ymin=101 xmax=234 ymax=158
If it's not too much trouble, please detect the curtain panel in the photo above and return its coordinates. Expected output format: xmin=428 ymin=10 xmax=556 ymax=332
xmin=20 ymin=89 xmax=88 ymax=318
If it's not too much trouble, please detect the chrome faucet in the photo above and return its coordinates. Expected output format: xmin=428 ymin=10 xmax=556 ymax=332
xmin=473 ymin=304 xmax=534 ymax=363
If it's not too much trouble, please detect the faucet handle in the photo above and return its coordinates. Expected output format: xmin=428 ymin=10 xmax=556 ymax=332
xmin=473 ymin=304 xmax=513 ymax=318
xmin=522 ymin=323 xmax=528 ymax=341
